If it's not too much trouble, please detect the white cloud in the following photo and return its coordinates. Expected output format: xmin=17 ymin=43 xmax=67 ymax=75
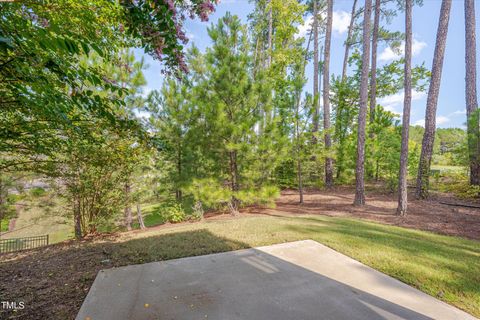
xmin=413 ymin=118 xmax=425 ymax=127
xmin=452 ymin=110 xmax=466 ymax=115
xmin=379 ymin=39 xmax=427 ymax=62
xmin=437 ymin=116 xmax=450 ymax=125
xmin=297 ymin=11 xmax=351 ymax=39
xmin=133 ymin=109 xmax=151 ymax=120
xmin=332 ymin=11 xmax=351 ymax=35
xmin=414 ymin=119 xmax=425 ymax=127
xmin=297 ymin=16 xmax=313 ymax=39
xmin=413 ymin=116 xmax=450 ymax=127
xmin=378 ymin=90 xmax=426 ymax=113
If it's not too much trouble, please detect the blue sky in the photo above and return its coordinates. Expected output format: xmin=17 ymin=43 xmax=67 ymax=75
xmin=137 ymin=0 xmax=480 ymax=129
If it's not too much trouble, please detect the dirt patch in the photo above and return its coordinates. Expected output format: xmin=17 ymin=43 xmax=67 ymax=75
xmin=245 ymin=187 xmax=480 ymax=240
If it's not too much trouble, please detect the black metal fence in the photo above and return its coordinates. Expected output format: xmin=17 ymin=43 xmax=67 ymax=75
xmin=0 ymin=235 xmax=49 ymax=254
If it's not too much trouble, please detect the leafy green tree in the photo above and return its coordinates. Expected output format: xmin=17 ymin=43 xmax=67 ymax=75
xmin=0 ymin=0 xmax=216 ymax=176
xmin=146 ymin=79 xmax=200 ymax=202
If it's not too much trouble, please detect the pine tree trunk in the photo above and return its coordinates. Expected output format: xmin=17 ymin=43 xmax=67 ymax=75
xmin=338 ymin=2 xmax=357 ymax=180
xmin=465 ymin=0 xmax=480 ymax=185
xmin=354 ymin=0 xmax=373 ymax=206
xmin=137 ymin=203 xmax=146 ymax=230
xmin=312 ymin=0 xmax=320 ymax=141
xmin=74 ymin=195 xmax=82 ymax=239
xmin=229 ymin=150 xmax=240 ymax=214
xmin=342 ymin=0 xmax=358 ymax=81
xmin=176 ymin=148 xmax=182 ymax=202
xmin=294 ymin=25 xmax=313 ymax=204
xmin=323 ymin=0 xmax=334 ymax=188
xmin=296 ymin=87 xmax=304 ymax=204
xmin=416 ymin=0 xmax=452 ymax=199
xmin=397 ymin=0 xmax=413 ymax=216
xmin=229 ymin=150 xmax=239 ymax=192
xmin=0 ymin=175 xmax=4 ymax=232
xmin=369 ymin=0 xmax=380 ymax=122
xmin=124 ymin=183 xmax=132 ymax=231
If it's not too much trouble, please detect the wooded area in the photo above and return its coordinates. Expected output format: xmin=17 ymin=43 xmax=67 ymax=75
xmin=0 ymin=0 xmax=479 ymax=240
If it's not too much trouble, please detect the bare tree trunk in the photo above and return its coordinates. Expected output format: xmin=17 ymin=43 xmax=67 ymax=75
xmin=397 ymin=0 xmax=413 ymax=216
xmin=465 ymin=0 xmax=480 ymax=185
xmin=312 ymin=0 xmax=320 ymax=141
xmin=268 ymin=1 xmax=273 ymax=68
xmin=176 ymin=148 xmax=182 ymax=202
xmin=294 ymin=27 xmax=313 ymax=204
xmin=323 ymin=0 xmax=334 ymax=188
xmin=354 ymin=0 xmax=373 ymax=206
xmin=136 ymin=203 xmax=146 ymax=230
xmin=124 ymin=183 xmax=132 ymax=231
xmin=342 ymin=0 xmax=358 ymax=81
xmin=416 ymin=0 xmax=452 ymax=199
xmin=229 ymin=150 xmax=240 ymax=215
xmin=296 ymin=104 xmax=304 ymax=204
xmin=369 ymin=0 xmax=380 ymax=122
xmin=74 ymin=195 xmax=82 ymax=239
xmin=229 ymin=150 xmax=239 ymax=192
xmin=0 ymin=175 xmax=4 ymax=235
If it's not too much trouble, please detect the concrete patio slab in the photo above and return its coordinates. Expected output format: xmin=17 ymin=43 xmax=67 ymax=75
xmin=76 ymin=240 xmax=476 ymax=320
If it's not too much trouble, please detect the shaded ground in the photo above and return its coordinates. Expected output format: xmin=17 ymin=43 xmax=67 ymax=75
xmin=0 ymin=189 xmax=479 ymax=319
xmin=245 ymin=188 xmax=480 ymax=240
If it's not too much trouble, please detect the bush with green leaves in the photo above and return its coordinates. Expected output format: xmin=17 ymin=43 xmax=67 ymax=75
xmin=187 ymin=178 xmax=280 ymax=215
xmin=191 ymin=201 xmax=204 ymax=220
xmin=236 ymin=185 xmax=280 ymax=208
xmin=166 ymin=203 xmax=186 ymax=223
xmin=186 ymin=178 xmax=232 ymax=211
xmin=436 ymin=172 xmax=480 ymax=199
xmin=29 ymin=187 xmax=46 ymax=198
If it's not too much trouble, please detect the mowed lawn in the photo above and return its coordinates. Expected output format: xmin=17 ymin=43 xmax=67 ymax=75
xmin=1 ymin=214 xmax=479 ymax=319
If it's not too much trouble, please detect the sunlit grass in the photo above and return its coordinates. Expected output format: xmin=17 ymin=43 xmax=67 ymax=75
xmin=116 ymin=214 xmax=480 ymax=317
xmin=1 ymin=195 xmax=72 ymax=244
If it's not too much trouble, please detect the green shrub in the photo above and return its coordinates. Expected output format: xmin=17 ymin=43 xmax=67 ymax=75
xmin=443 ymin=183 xmax=480 ymax=199
xmin=29 ymin=187 xmax=46 ymax=197
xmin=437 ymin=172 xmax=480 ymax=199
xmin=0 ymin=219 xmax=9 ymax=232
xmin=191 ymin=201 xmax=204 ymax=220
xmin=186 ymin=178 xmax=232 ymax=210
xmin=236 ymin=185 xmax=280 ymax=208
xmin=187 ymin=178 xmax=280 ymax=214
xmin=166 ymin=203 xmax=186 ymax=223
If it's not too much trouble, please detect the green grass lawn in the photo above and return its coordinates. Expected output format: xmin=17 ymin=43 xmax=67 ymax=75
xmin=431 ymin=165 xmax=467 ymax=173
xmin=1 ymin=195 xmax=72 ymax=243
xmin=112 ymin=215 xmax=480 ymax=317
xmin=137 ymin=203 xmax=170 ymax=226
xmin=132 ymin=200 xmax=196 ymax=228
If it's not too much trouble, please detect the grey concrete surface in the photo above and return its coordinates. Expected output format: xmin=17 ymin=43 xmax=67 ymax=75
xmin=76 ymin=240 xmax=476 ymax=320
